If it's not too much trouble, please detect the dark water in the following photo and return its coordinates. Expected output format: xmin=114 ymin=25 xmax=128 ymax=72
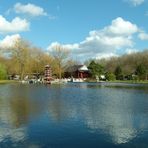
xmin=0 ymin=83 xmax=148 ymax=148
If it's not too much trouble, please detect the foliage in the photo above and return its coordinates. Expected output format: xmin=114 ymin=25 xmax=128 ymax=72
xmin=105 ymin=72 xmax=116 ymax=81
xmin=5 ymin=39 xmax=53 ymax=80
xmin=10 ymin=39 xmax=32 ymax=80
xmin=136 ymin=64 xmax=147 ymax=80
xmin=0 ymin=64 xmax=7 ymax=80
xmin=95 ymin=50 xmax=148 ymax=78
xmin=88 ymin=60 xmax=104 ymax=78
xmin=114 ymin=66 xmax=123 ymax=80
xmin=0 ymin=38 xmax=148 ymax=82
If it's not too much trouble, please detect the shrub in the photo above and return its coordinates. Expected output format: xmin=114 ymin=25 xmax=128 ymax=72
xmin=0 ymin=64 xmax=7 ymax=80
xmin=106 ymin=73 xmax=116 ymax=81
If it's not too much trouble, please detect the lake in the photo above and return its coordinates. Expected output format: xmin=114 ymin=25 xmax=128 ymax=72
xmin=0 ymin=82 xmax=148 ymax=148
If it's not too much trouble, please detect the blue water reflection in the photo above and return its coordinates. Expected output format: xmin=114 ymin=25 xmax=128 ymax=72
xmin=0 ymin=83 xmax=148 ymax=148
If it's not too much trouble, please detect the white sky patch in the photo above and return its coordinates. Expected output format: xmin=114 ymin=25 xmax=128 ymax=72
xmin=47 ymin=17 xmax=140 ymax=60
xmin=47 ymin=42 xmax=79 ymax=51
xmin=125 ymin=48 xmax=138 ymax=54
xmin=0 ymin=34 xmax=21 ymax=49
xmin=138 ymin=32 xmax=148 ymax=40
xmin=95 ymin=53 xmax=118 ymax=59
xmin=124 ymin=0 xmax=145 ymax=6
xmin=0 ymin=15 xmax=29 ymax=34
xmin=14 ymin=2 xmax=47 ymax=17
xmin=103 ymin=17 xmax=138 ymax=36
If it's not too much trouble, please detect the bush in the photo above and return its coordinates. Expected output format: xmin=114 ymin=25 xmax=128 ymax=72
xmin=106 ymin=73 xmax=116 ymax=81
xmin=136 ymin=64 xmax=147 ymax=80
xmin=0 ymin=64 xmax=7 ymax=80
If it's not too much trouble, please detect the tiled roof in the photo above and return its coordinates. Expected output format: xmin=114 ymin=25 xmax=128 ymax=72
xmin=65 ymin=65 xmax=88 ymax=72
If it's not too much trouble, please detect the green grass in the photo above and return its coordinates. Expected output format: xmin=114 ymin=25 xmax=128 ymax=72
xmin=85 ymin=79 xmax=148 ymax=84
xmin=108 ymin=80 xmax=148 ymax=84
xmin=84 ymin=78 xmax=97 ymax=82
xmin=0 ymin=80 xmax=18 ymax=84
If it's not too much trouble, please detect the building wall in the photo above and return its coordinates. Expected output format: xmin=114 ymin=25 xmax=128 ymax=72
xmin=65 ymin=70 xmax=89 ymax=78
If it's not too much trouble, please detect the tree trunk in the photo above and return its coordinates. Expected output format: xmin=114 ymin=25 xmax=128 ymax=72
xmin=58 ymin=62 xmax=61 ymax=80
xmin=20 ymin=63 xmax=25 ymax=80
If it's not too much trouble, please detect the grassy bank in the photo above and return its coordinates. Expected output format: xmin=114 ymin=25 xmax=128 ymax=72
xmin=0 ymin=80 xmax=18 ymax=84
xmin=85 ymin=79 xmax=148 ymax=84
xmin=108 ymin=80 xmax=148 ymax=84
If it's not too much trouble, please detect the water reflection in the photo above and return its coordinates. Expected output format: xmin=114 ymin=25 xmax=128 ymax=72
xmin=0 ymin=84 xmax=47 ymax=146
xmin=0 ymin=96 xmax=27 ymax=145
xmin=0 ymin=83 xmax=148 ymax=147
xmin=48 ymin=83 xmax=148 ymax=145
xmin=48 ymin=88 xmax=68 ymax=122
xmin=83 ymin=90 xmax=138 ymax=144
xmin=0 ymin=127 xmax=26 ymax=143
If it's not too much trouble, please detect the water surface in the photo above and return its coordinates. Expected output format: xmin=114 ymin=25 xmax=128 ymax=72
xmin=0 ymin=83 xmax=148 ymax=148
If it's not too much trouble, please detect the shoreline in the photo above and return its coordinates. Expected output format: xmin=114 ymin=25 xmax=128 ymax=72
xmin=104 ymin=80 xmax=148 ymax=84
xmin=0 ymin=80 xmax=19 ymax=84
xmin=85 ymin=80 xmax=148 ymax=84
xmin=0 ymin=79 xmax=148 ymax=85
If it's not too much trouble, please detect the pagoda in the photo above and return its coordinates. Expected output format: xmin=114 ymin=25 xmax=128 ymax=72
xmin=44 ymin=65 xmax=52 ymax=84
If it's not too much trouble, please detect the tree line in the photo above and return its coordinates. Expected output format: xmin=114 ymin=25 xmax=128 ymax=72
xmin=86 ymin=50 xmax=148 ymax=81
xmin=0 ymin=38 xmax=147 ymax=81
xmin=0 ymin=39 xmax=69 ymax=80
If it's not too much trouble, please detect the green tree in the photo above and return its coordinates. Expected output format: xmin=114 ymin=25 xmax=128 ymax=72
xmin=114 ymin=66 xmax=123 ymax=80
xmin=88 ymin=60 xmax=104 ymax=78
xmin=136 ymin=64 xmax=147 ymax=80
xmin=11 ymin=39 xmax=31 ymax=80
xmin=0 ymin=64 xmax=7 ymax=80
xmin=105 ymin=72 xmax=116 ymax=81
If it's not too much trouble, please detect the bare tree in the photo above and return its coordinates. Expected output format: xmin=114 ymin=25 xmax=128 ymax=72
xmin=30 ymin=47 xmax=53 ymax=74
xmin=11 ymin=39 xmax=31 ymax=80
xmin=51 ymin=45 xmax=69 ymax=79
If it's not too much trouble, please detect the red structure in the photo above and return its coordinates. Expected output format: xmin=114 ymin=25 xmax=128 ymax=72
xmin=65 ymin=65 xmax=89 ymax=79
xmin=44 ymin=65 xmax=52 ymax=84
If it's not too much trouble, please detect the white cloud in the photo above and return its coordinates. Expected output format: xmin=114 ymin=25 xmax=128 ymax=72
xmin=125 ymin=0 xmax=145 ymax=6
xmin=14 ymin=2 xmax=47 ymax=16
xmin=0 ymin=34 xmax=21 ymax=49
xmin=95 ymin=53 xmax=118 ymax=59
xmin=0 ymin=15 xmax=29 ymax=34
xmin=47 ymin=17 xmax=139 ymax=60
xmin=125 ymin=48 xmax=138 ymax=54
xmin=47 ymin=42 xmax=79 ymax=52
xmin=102 ymin=17 xmax=138 ymax=36
xmin=138 ymin=32 xmax=148 ymax=40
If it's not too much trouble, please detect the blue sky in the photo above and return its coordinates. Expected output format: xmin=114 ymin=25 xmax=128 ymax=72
xmin=0 ymin=0 xmax=148 ymax=61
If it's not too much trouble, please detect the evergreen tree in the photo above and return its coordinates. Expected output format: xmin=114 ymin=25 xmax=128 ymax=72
xmin=88 ymin=60 xmax=104 ymax=78
xmin=136 ymin=64 xmax=147 ymax=80
xmin=114 ymin=66 xmax=123 ymax=80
